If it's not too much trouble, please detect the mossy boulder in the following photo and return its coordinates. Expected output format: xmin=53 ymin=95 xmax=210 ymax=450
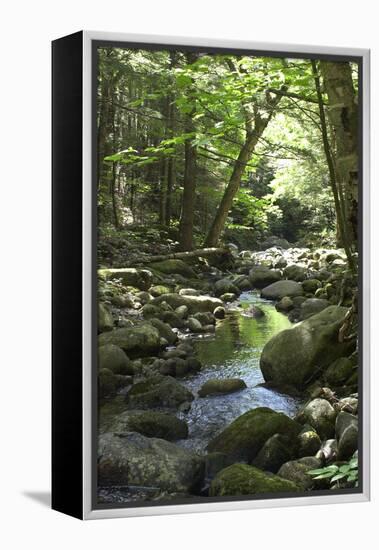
xmin=207 ymin=407 xmax=301 ymax=462
xmin=301 ymin=279 xmax=322 ymax=294
xmin=149 ymin=285 xmax=172 ymax=297
xmin=214 ymin=278 xmax=240 ymax=297
xmin=277 ymin=457 xmax=322 ymax=490
xmin=297 ymin=427 xmax=322 ymax=457
xmin=126 ymin=374 xmax=194 ymax=410
xmin=108 ymin=410 xmax=188 ymax=441
xmin=152 ymin=293 xmax=223 ymax=314
xmin=209 ymin=464 xmax=300 ymax=497
xmin=249 ymin=267 xmax=282 ymax=289
xmin=98 ymin=322 xmax=162 ymax=357
xmin=261 ymin=280 xmax=304 ymax=300
xmin=98 ymin=303 xmax=113 ymax=333
xmin=252 ymin=433 xmax=294 ymax=473
xmin=299 ymin=298 xmax=330 ymax=320
xmin=283 ymin=265 xmax=307 ymax=282
xmin=149 ymin=259 xmax=197 ymax=278
xmin=260 ymin=306 xmax=355 ymax=390
xmin=275 ymin=296 xmax=294 ymax=313
xmin=335 ymin=411 xmax=358 ymax=460
xmin=149 ymin=318 xmax=178 ymax=346
xmin=98 ymin=268 xmax=153 ymax=291
xmin=324 ymin=357 xmax=355 ymax=388
xmin=98 ymin=432 xmax=204 ymax=493
xmin=98 ymin=344 xmax=134 ymax=375
xmin=198 ymin=378 xmax=247 ymax=397
xmin=98 ymin=368 xmax=118 ymax=399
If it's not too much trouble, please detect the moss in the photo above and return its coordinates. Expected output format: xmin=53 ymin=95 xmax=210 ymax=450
xmin=210 ymin=464 xmax=301 ymax=496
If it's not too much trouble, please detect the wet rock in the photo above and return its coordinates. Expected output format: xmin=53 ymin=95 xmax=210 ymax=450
xmin=336 ymin=396 xmax=358 ymax=415
xmin=161 ymin=310 xmax=185 ymax=329
xmin=275 ymin=296 xmax=294 ymax=312
xmin=142 ymin=303 xmax=162 ymax=319
xmin=193 ymin=311 xmax=215 ymax=325
xmin=126 ymin=374 xmax=194 ymax=410
xmin=261 ymin=280 xmax=304 ymax=300
xmin=98 ymin=368 xmax=118 ymax=399
xmin=98 ymin=268 xmax=153 ymax=291
xmin=214 ymin=278 xmax=239 ymax=297
xmin=277 ymin=457 xmax=322 ymax=490
xmin=98 ymin=432 xmax=204 ymax=493
xmin=175 ymin=305 xmax=189 ymax=319
xmin=299 ymin=298 xmax=329 ymax=320
xmin=198 ymin=378 xmax=247 ymax=397
xmin=260 ymin=306 xmax=355 ymax=389
xmin=220 ymin=292 xmax=237 ymax=303
xmin=99 ymin=322 xmax=162 ymax=356
xmin=98 ymin=344 xmax=134 ymax=375
xmin=178 ymin=288 xmax=200 ymax=296
xmin=188 ymin=317 xmax=203 ymax=333
xmin=244 ymin=305 xmax=265 ymax=318
xmin=301 ymin=279 xmax=322 ymax=294
xmin=209 ymin=464 xmax=300 ymax=497
xmin=207 ymin=407 xmax=301 ymax=462
xmin=335 ymin=411 xmax=358 ymax=460
xmin=296 ymin=398 xmax=337 ymax=440
xmin=149 ymin=285 xmax=172 ymax=297
xmin=316 ymin=439 xmax=338 ymax=463
xmin=249 ymin=266 xmax=282 ymax=289
xmin=149 ymin=318 xmax=178 ymax=346
xmin=98 ymin=303 xmax=113 ymax=333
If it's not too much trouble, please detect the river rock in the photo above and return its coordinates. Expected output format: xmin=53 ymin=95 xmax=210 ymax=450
xmin=207 ymin=407 xmax=301 ymax=462
xmin=297 ymin=426 xmax=322 ymax=457
xmin=98 ymin=368 xmax=118 ymax=399
xmin=126 ymin=374 xmax=194 ymax=410
xmin=175 ymin=305 xmax=189 ymax=319
xmin=149 ymin=285 xmax=172 ymax=297
xmin=296 ymin=398 xmax=337 ymax=440
xmin=98 ymin=344 xmax=134 ymax=375
xmin=252 ymin=433 xmax=295 ymax=473
xmin=98 ymin=267 xmax=153 ymax=291
xmin=214 ymin=278 xmax=239 ymax=297
xmin=275 ymin=296 xmax=294 ymax=312
xmin=107 ymin=410 xmax=188 ymax=441
xmin=149 ymin=318 xmax=178 ymax=345
xmin=249 ymin=267 xmax=282 ymax=289
xmin=98 ymin=303 xmax=113 ymax=333
xmin=209 ymin=464 xmax=300 ymax=496
xmin=193 ymin=311 xmax=215 ymax=325
xmin=149 ymin=259 xmax=197 ymax=278
xmin=301 ymin=279 xmax=322 ymax=294
xmin=152 ymin=293 xmax=223 ymax=314
xmin=198 ymin=378 xmax=247 ymax=397
xmin=261 ymin=280 xmax=304 ymax=300
xmin=161 ymin=310 xmax=185 ymax=329
xmin=98 ymin=322 xmax=162 ymax=356
xmin=98 ymin=432 xmax=204 ymax=493
xmin=324 ymin=357 xmax=355 ymax=388
xmin=188 ymin=317 xmax=203 ymax=333
xmin=316 ymin=439 xmax=338 ymax=463
xmin=142 ymin=303 xmax=162 ymax=319
xmin=178 ymin=288 xmax=200 ymax=296
xmin=214 ymin=306 xmax=226 ymax=319
xmin=277 ymin=457 xmax=322 ymax=490
xmin=335 ymin=411 xmax=358 ymax=460
xmin=260 ymin=306 xmax=354 ymax=389
xmin=299 ymin=298 xmax=329 ymax=320
xmin=283 ymin=265 xmax=308 ymax=282
xmin=261 ymin=236 xmax=290 ymax=250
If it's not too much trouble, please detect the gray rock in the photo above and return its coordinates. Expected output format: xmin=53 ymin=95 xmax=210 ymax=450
xmin=106 ymin=410 xmax=189 ymax=441
xmin=275 ymin=296 xmax=294 ymax=312
xmin=335 ymin=411 xmax=358 ymax=460
xmin=152 ymin=293 xmax=223 ymax=314
xmin=98 ymin=432 xmax=204 ymax=493
xmin=296 ymin=398 xmax=337 ymax=440
xmin=214 ymin=278 xmax=239 ymax=297
xmin=301 ymin=279 xmax=322 ymax=294
xmin=198 ymin=378 xmax=247 ymax=397
xmin=261 ymin=280 xmax=304 ymax=300
xmin=297 ymin=427 xmax=322 ymax=457
xmin=214 ymin=306 xmax=226 ymax=319
xmin=98 ymin=344 xmax=134 ymax=375
xmin=98 ymin=268 xmax=153 ymax=291
xmin=149 ymin=318 xmax=178 ymax=346
xmin=98 ymin=322 xmax=162 ymax=356
xmin=324 ymin=357 xmax=355 ymax=388
xmin=249 ymin=267 xmax=282 ymax=289
xmin=252 ymin=433 xmax=294 ymax=473
xmin=126 ymin=374 xmax=194 ymax=410
xmin=277 ymin=457 xmax=322 ymax=490
xmin=188 ymin=316 xmax=203 ymax=333
xmin=299 ymin=298 xmax=329 ymax=320
xmin=283 ymin=265 xmax=308 ymax=282
xmin=98 ymin=303 xmax=113 ymax=333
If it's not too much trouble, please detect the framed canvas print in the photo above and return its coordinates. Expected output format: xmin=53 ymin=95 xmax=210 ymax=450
xmin=52 ymin=31 xmax=370 ymax=520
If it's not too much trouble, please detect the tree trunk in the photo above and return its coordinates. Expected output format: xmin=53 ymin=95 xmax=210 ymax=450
xmin=178 ymin=52 xmax=199 ymax=251
xmin=320 ymin=61 xmax=359 ymax=247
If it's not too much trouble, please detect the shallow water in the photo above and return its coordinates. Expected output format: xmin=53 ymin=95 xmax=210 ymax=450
xmin=177 ymin=291 xmax=303 ymax=453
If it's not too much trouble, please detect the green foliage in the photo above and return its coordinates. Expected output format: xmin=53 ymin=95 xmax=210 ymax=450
xmin=308 ymin=456 xmax=358 ymax=487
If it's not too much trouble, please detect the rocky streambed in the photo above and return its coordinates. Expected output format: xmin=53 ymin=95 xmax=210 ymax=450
xmin=97 ymin=242 xmax=359 ymax=504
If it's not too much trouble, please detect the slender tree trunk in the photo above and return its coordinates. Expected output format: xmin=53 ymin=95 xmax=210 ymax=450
xmin=178 ymin=52 xmax=199 ymax=251
xmin=320 ymin=61 xmax=359 ymax=247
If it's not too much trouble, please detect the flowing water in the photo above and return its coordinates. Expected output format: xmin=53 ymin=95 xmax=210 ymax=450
xmin=177 ymin=291 xmax=303 ymax=452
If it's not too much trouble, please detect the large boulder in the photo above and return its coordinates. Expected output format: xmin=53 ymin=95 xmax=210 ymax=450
xmin=324 ymin=357 xmax=355 ymax=388
xmin=261 ymin=280 xmax=304 ymax=301
xmin=207 ymin=407 xmax=301 ymax=462
xmin=98 ymin=322 xmax=162 ymax=356
xmin=98 ymin=344 xmax=134 ymax=375
xmin=98 ymin=432 xmax=204 ymax=493
xmin=198 ymin=378 xmax=247 ymax=398
xmin=296 ymin=398 xmax=337 ymax=440
xmin=98 ymin=303 xmax=113 ymax=333
xmin=106 ymin=410 xmax=188 ymax=441
xmin=149 ymin=259 xmax=197 ymax=278
xmin=98 ymin=268 xmax=153 ymax=291
xmin=260 ymin=306 xmax=355 ymax=389
xmin=283 ymin=265 xmax=308 ymax=282
xmin=249 ymin=267 xmax=282 ymax=289
xmin=126 ymin=374 xmax=194 ymax=410
xmin=252 ymin=433 xmax=295 ymax=473
xmin=335 ymin=411 xmax=358 ymax=460
xmin=299 ymin=298 xmax=330 ymax=320
xmin=152 ymin=293 xmax=223 ymax=314
xmin=209 ymin=464 xmax=300 ymax=496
